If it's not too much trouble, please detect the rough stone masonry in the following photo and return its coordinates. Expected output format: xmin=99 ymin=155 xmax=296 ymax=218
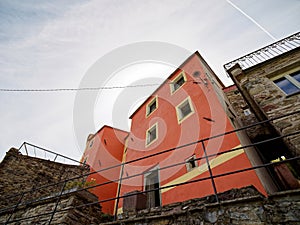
xmin=0 ymin=148 xmax=111 ymax=224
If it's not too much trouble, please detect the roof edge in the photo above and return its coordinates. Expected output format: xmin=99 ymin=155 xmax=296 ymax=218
xmin=129 ymin=51 xmax=200 ymax=119
xmin=86 ymin=125 xmax=129 ymax=141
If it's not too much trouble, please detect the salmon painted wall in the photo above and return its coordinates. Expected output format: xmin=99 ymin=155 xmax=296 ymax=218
xmin=118 ymin=53 xmax=265 ymax=211
xmin=81 ymin=126 xmax=128 ymax=214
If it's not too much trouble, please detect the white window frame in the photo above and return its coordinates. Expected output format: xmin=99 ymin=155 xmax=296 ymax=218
xmin=176 ymin=97 xmax=195 ymax=123
xmin=145 ymin=123 xmax=158 ymax=147
xmin=146 ymin=96 xmax=158 ymax=117
xmin=170 ymin=72 xmax=187 ymax=94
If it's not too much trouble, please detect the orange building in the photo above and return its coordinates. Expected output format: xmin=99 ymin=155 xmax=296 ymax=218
xmin=81 ymin=126 xmax=128 ymax=214
xmin=116 ymin=52 xmax=266 ymax=214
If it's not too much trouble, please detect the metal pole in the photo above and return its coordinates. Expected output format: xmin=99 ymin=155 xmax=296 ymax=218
xmin=201 ymin=141 xmax=219 ymax=203
xmin=24 ymin=143 xmax=28 ymax=156
xmin=48 ymin=181 xmax=67 ymax=224
xmin=5 ymin=193 xmax=25 ymax=224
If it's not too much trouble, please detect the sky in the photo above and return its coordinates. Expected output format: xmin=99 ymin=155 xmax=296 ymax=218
xmin=0 ymin=0 xmax=299 ymax=163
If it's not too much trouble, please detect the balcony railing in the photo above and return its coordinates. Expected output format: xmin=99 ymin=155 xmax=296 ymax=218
xmin=224 ymin=32 xmax=300 ymax=71
xmin=18 ymin=142 xmax=85 ymax=166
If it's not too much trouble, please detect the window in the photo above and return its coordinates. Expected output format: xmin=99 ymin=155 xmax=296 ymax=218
xmin=186 ymin=155 xmax=197 ymax=172
xmin=243 ymin=108 xmax=251 ymax=116
xmin=146 ymin=96 xmax=158 ymax=117
xmin=89 ymin=140 xmax=94 ymax=148
xmin=193 ymin=71 xmax=201 ymax=77
xmin=146 ymin=123 xmax=158 ymax=146
xmin=273 ymin=71 xmax=300 ymax=95
xmin=170 ymin=72 xmax=186 ymax=94
xmin=242 ymin=106 xmax=251 ymax=116
xmin=176 ymin=97 xmax=194 ymax=123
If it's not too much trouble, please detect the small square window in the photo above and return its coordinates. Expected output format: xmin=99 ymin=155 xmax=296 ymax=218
xmin=170 ymin=72 xmax=186 ymax=94
xmin=146 ymin=96 xmax=158 ymax=117
xmin=243 ymin=108 xmax=251 ymax=116
xmin=186 ymin=155 xmax=197 ymax=172
xmin=176 ymin=97 xmax=194 ymax=123
xmin=146 ymin=123 xmax=158 ymax=146
xmin=89 ymin=140 xmax=94 ymax=148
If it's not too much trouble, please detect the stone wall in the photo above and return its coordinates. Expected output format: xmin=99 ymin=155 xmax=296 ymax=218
xmin=0 ymin=148 xmax=113 ymax=224
xmin=105 ymin=186 xmax=300 ymax=225
xmin=227 ymin=48 xmax=300 ymax=158
xmin=224 ymin=85 xmax=269 ymax=140
xmin=1 ymin=148 xmax=299 ymax=224
xmin=0 ymin=190 xmax=107 ymax=225
xmin=0 ymin=148 xmax=89 ymax=210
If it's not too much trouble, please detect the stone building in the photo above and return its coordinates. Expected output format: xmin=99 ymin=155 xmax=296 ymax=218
xmin=0 ymin=147 xmax=109 ymax=224
xmin=224 ymin=32 xmax=300 ymax=192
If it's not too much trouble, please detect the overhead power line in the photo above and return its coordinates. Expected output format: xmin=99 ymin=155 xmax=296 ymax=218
xmin=0 ymin=80 xmax=200 ymax=92
xmin=0 ymin=83 xmax=162 ymax=92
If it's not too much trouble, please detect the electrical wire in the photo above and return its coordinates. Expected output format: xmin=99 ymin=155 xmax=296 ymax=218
xmin=0 ymin=83 xmax=161 ymax=92
xmin=0 ymin=80 xmax=202 ymax=92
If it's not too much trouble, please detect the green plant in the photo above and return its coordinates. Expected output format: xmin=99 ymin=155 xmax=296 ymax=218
xmin=64 ymin=178 xmax=96 ymax=191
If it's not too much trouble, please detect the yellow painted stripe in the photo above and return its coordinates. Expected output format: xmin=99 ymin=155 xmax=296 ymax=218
xmin=161 ymin=145 xmax=244 ymax=193
xmin=114 ymin=139 xmax=128 ymax=215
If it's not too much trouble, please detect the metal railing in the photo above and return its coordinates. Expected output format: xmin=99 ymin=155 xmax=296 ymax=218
xmin=224 ymin=32 xmax=300 ymax=70
xmin=1 ymin=111 xmax=299 ymax=224
xmin=18 ymin=142 xmax=86 ymax=166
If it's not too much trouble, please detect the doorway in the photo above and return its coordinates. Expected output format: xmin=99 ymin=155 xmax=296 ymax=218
xmin=144 ymin=168 xmax=161 ymax=208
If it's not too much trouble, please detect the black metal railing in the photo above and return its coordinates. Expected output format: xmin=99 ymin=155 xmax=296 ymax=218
xmin=18 ymin=142 xmax=85 ymax=166
xmin=224 ymin=32 xmax=300 ymax=70
xmin=1 ymin=110 xmax=299 ymax=224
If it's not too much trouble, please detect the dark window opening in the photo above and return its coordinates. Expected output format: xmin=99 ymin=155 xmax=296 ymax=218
xmin=177 ymin=99 xmax=193 ymax=122
xmin=181 ymin=102 xmax=192 ymax=116
xmin=149 ymin=101 xmax=156 ymax=114
xmin=146 ymin=98 xmax=157 ymax=116
xmin=174 ymin=76 xmax=185 ymax=90
xmin=148 ymin=130 xmax=156 ymax=143
xmin=253 ymin=134 xmax=300 ymax=191
xmin=193 ymin=71 xmax=201 ymax=77
xmin=171 ymin=73 xmax=186 ymax=93
xmin=186 ymin=155 xmax=197 ymax=171
xmin=145 ymin=169 xmax=160 ymax=208
xmin=146 ymin=125 xmax=157 ymax=145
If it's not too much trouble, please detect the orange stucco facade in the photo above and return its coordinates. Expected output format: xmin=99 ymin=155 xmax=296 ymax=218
xmin=117 ymin=52 xmax=266 ymax=213
xmin=81 ymin=126 xmax=128 ymax=214
xmin=82 ymin=52 xmax=267 ymax=215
